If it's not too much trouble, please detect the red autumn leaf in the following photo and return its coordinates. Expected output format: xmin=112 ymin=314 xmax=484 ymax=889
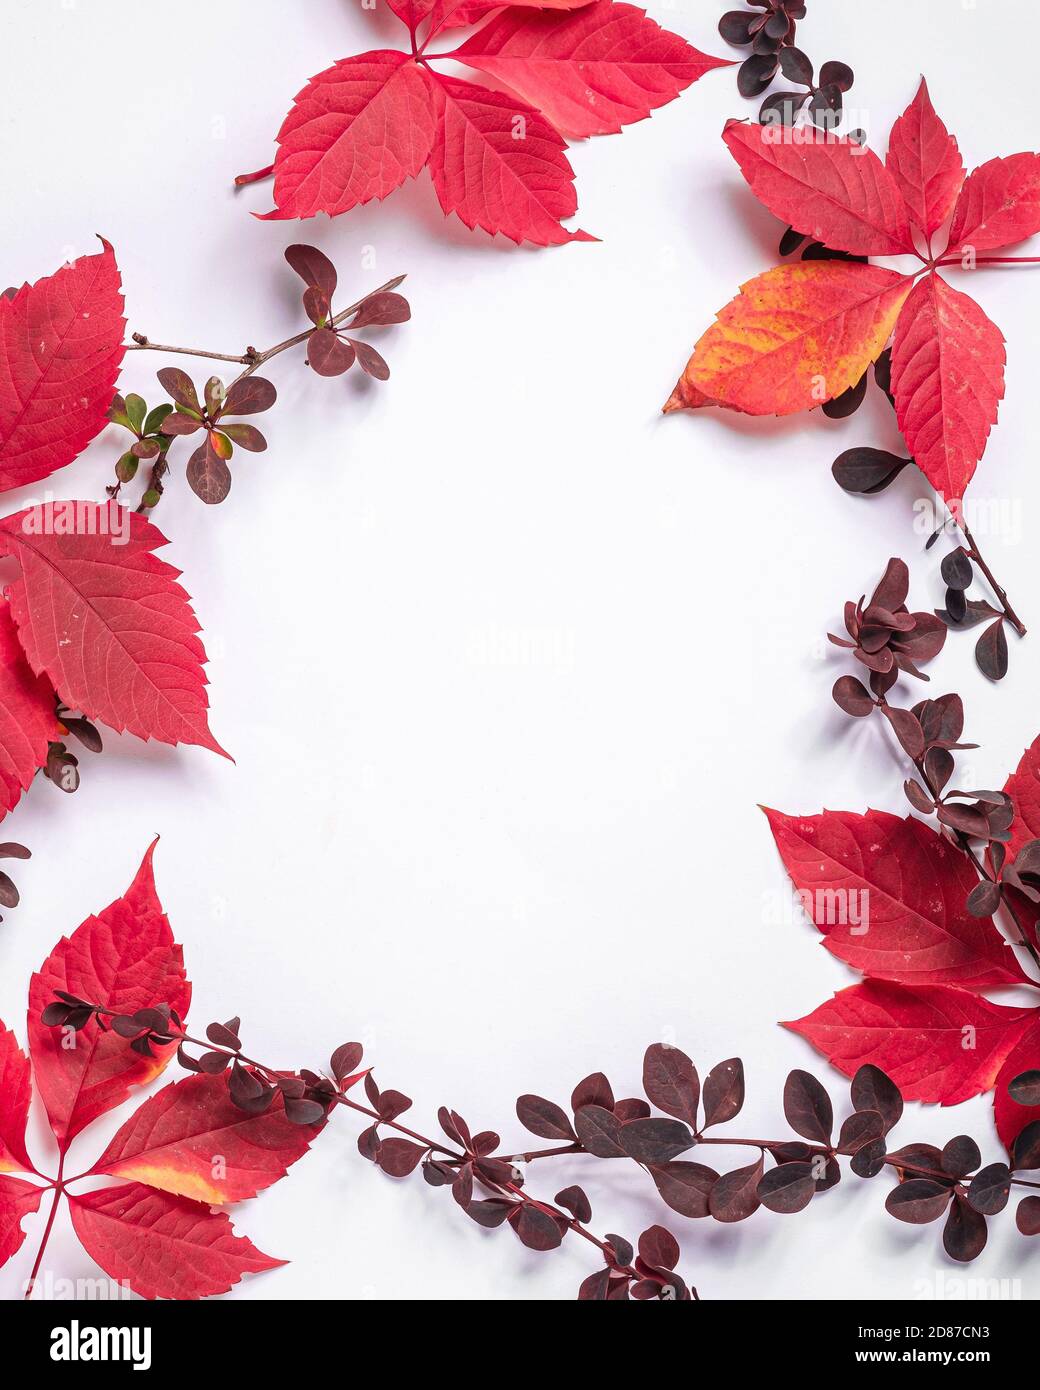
xmin=453 ymin=3 xmax=732 ymax=139
xmin=91 ymin=1071 xmax=322 ymax=1204
xmin=27 ymin=840 xmax=191 ymax=1147
xmin=993 ymin=1020 xmax=1040 ymax=1156
xmin=668 ymin=82 xmax=1040 ymax=503
xmin=68 ymin=1182 xmax=283 ymax=1300
xmin=0 ymin=1022 xmax=33 ymax=1174
xmin=426 ymin=0 xmax=592 ymax=35
xmin=947 ymin=153 xmax=1040 ymax=254
xmin=721 ymin=121 xmax=913 ymax=256
xmin=0 ymin=503 xmax=228 ymax=758
xmin=885 ymin=78 xmax=964 ymax=240
xmin=764 ymin=808 xmax=1029 ymax=989
xmin=259 ymin=52 xmax=437 ymax=222
xmin=890 ymin=272 xmax=1005 ymax=505
xmin=672 ymin=261 xmax=910 ymax=415
xmin=0 ymin=239 xmax=126 ymax=493
xmin=1002 ymin=734 xmax=1040 ymax=863
xmin=784 ymin=981 xmax=1033 ymax=1105
xmin=0 ymin=1176 xmax=44 ymax=1269
xmin=428 ymin=75 xmax=594 ymax=246
xmin=242 ymin=2 xmax=729 ymax=243
xmin=0 ymin=598 xmax=59 ymax=820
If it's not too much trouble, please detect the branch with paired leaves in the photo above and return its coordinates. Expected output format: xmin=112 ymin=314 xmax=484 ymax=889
xmin=111 ymin=244 xmax=408 ymax=510
xmin=40 ymin=996 xmax=1040 ymax=1292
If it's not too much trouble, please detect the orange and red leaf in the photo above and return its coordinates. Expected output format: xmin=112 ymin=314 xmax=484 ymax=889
xmin=91 ymin=1072 xmax=322 ymax=1204
xmin=672 ymin=261 xmax=910 ymax=416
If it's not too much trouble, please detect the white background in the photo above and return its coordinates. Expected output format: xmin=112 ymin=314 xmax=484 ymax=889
xmin=1 ymin=0 xmax=1039 ymax=1301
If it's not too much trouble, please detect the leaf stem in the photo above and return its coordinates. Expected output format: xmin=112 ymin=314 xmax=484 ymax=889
xmin=24 ymin=1150 xmax=64 ymax=1300
xmin=956 ymin=516 xmax=1027 ymax=637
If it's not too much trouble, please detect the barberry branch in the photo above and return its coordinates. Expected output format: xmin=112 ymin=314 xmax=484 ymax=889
xmin=39 ymin=997 xmax=1040 ymax=1293
xmin=126 ymin=274 xmax=406 ymax=375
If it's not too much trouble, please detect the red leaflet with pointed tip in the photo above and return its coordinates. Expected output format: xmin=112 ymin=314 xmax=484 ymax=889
xmin=0 ymin=599 xmax=59 ymax=820
xmin=674 ymin=261 xmax=910 ymax=415
xmin=890 ymin=272 xmax=1005 ymax=505
xmin=0 ymin=1176 xmax=44 ymax=1270
xmin=785 ymin=981 xmax=1033 ymax=1105
xmin=68 ymin=1183 xmax=283 ymax=1300
xmin=0 ymin=1023 xmax=33 ymax=1174
xmin=993 ymin=1021 xmax=1040 ymax=1156
xmin=247 ymin=6 xmax=727 ymax=239
xmin=947 ymin=153 xmax=1040 ymax=253
xmin=0 ymin=241 xmax=126 ymax=493
xmin=27 ymin=842 xmax=191 ymax=1147
xmin=454 ymin=3 xmax=733 ymax=139
xmin=0 ymin=504 xmax=227 ymax=757
xmin=765 ymin=808 xmax=1029 ymax=989
xmin=427 ymin=0 xmax=595 ymax=38
xmin=885 ymin=78 xmax=964 ymax=239
xmin=91 ymin=1072 xmax=322 ymax=1204
xmin=260 ymin=52 xmax=436 ymax=222
xmin=722 ymin=121 xmax=913 ymax=256
xmin=428 ymin=75 xmax=595 ymax=246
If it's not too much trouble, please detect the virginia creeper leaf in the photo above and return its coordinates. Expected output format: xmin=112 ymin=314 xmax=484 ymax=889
xmin=260 ymin=52 xmax=436 ymax=222
xmin=947 ymin=153 xmax=1040 ymax=254
xmin=454 ymin=3 xmax=733 ymax=139
xmin=427 ymin=74 xmax=595 ymax=246
xmin=764 ymin=808 xmax=1028 ymax=988
xmin=0 ymin=504 xmax=228 ymax=758
xmin=885 ymin=78 xmax=964 ymax=239
xmin=722 ymin=120 xmax=913 ymax=256
xmin=993 ymin=1020 xmax=1040 ymax=1157
xmin=27 ymin=841 xmax=191 ymax=1147
xmin=0 ymin=240 xmax=126 ymax=492
xmin=784 ymin=981 xmax=1033 ymax=1105
xmin=0 ymin=1175 xmax=44 ymax=1270
xmin=0 ymin=1022 xmax=32 ymax=1174
xmin=1002 ymin=734 xmax=1040 ymax=862
xmin=426 ymin=0 xmax=593 ymax=36
xmin=671 ymin=261 xmax=910 ymax=415
xmin=0 ymin=598 xmax=59 ymax=820
xmin=890 ymin=272 xmax=1005 ymax=506
xmin=68 ymin=1182 xmax=283 ymax=1300
xmin=91 ymin=1071 xmax=323 ymax=1203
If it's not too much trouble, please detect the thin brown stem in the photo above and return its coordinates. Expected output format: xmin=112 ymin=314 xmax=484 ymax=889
xmin=125 ymin=275 xmax=406 ymax=381
xmin=127 ymin=337 xmax=253 ymax=365
xmin=226 ymin=275 xmax=406 ymax=388
xmin=67 ymin=1004 xmax=626 ymax=1279
xmin=870 ymin=694 xmax=1040 ymax=978
xmin=122 ymin=273 xmax=406 ymax=513
xmin=24 ymin=1152 xmax=63 ymax=1300
xmin=957 ymin=517 xmax=1027 ymax=637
